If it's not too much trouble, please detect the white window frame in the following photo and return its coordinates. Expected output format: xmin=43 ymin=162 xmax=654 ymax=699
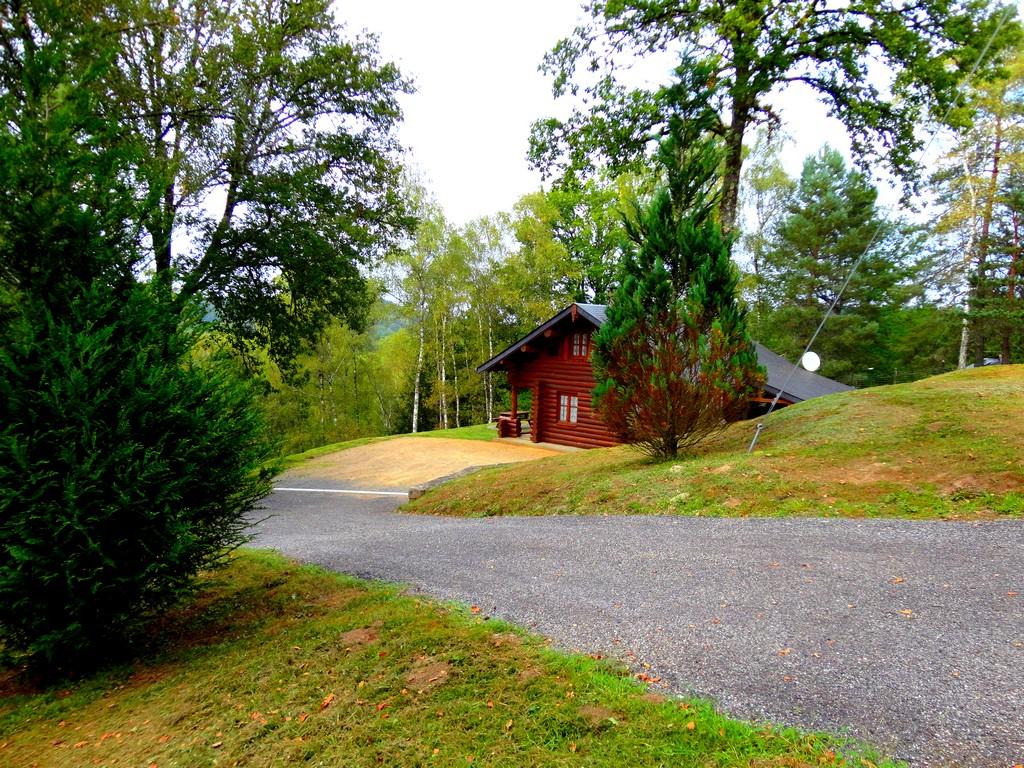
xmin=571 ymin=332 xmax=589 ymax=358
xmin=558 ymin=393 xmax=579 ymax=424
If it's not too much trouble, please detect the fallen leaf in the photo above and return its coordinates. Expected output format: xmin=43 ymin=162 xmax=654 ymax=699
xmin=504 ymin=719 xmax=513 ymax=731
xmin=898 ymin=609 xmax=914 ymax=617
xmin=486 ymin=700 xmax=494 ymax=708
xmin=686 ymin=721 xmax=696 ymax=731
xmin=1008 ymin=591 xmax=1019 ymax=597
xmin=298 ymin=712 xmax=309 ymax=723
xmin=568 ymin=742 xmax=577 ymax=753
xmin=320 ymin=693 xmax=336 ymax=711
xmin=376 ymin=700 xmax=389 ymax=711
xmin=890 ymin=577 xmax=905 ymax=584
xmin=470 ymin=605 xmax=481 ymax=614
xmin=211 ymin=741 xmax=223 ymax=749
xmin=433 ymin=748 xmax=440 ymax=755
xmin=74 ymin=741 xmax=88 ymax=748
xmin=777 ymin=648 xmax=792 ymax=657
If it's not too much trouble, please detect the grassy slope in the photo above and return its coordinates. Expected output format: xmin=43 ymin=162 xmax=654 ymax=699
xmin=407 ymin=366 xmax=1024 ymax=519
xmin=278 ymin=423 xmax=497 ymax=472
xmin=0 ymin=551 xmax=893 ymax=768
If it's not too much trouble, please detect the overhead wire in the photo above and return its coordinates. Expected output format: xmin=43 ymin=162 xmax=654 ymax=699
xmin=746 ymin=4 xmax=1020 ymax=454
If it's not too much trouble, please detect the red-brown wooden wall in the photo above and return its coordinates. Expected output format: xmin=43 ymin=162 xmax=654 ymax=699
xmin=506 ymin=322 xmax=620 ymax=449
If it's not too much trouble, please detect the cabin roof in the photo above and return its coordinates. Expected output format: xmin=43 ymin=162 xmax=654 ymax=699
xmin=475 ymin=303 xmax=607 ymax=374
xmin=477 ymin=303 xmax=853 ymax=403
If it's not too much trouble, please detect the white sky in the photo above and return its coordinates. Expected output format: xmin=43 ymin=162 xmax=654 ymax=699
xmin=340 ymin=1 xmax=878 ymax=228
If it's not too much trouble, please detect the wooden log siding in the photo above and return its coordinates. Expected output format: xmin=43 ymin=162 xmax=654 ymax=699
xmin=508 ymin=332 xmax=620 ymax=449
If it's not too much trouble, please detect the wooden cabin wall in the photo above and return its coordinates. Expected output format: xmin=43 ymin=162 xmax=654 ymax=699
xmin=507 ymin=330 xmax=619 ymax=449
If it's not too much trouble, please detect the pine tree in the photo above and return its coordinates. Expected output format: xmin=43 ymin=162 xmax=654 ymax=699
xmin=758 ymin=148 xmax=915 ymax=382
xmin=592 ymin=89 xmax=764 ymax=459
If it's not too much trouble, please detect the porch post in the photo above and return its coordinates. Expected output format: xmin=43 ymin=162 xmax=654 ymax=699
xmin=510 ymin=385 xmax=520 ymax=436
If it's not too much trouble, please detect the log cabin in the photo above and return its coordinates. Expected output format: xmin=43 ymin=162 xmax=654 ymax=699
xmin=476 ymin=302 xmax=853 ymax=449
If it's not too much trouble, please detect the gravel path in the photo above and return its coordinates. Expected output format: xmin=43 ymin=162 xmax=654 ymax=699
xmin=252 ymin=489 xmax=1024 ymax=767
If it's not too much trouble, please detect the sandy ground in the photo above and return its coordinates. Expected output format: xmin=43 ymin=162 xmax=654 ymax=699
xmin=282 ymin=437 xmax=560 ymax=489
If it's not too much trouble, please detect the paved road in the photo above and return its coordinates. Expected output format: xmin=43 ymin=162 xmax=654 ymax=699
xmin=251 ymin=488 xmax=1024 ymax=768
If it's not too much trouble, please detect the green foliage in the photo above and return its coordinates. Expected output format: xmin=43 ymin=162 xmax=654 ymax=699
xmin=0 ymin=3 xmax=274 ymax=673
xmin=757 ymin=148 xmax=918 ymax=383
xmin=592 ymin=105 xmax=764 ymax=458
xmin=2 ymin=0 xmax=412 ymax=367
xmin=260 ymin=301 xmax=417 ymax=455
xmin=0 ymin=286 xmax=275 ymax=671
xmin=530 ymin=0 xmax=1021 ymax=228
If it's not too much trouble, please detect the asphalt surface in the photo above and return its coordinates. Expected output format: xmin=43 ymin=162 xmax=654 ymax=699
xmin=251 ymin=488 xmax=1024 ymax=767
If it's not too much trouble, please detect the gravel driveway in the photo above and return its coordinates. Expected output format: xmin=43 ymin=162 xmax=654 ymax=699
xmin=251 ymin=489 xmax=1023 ymax=767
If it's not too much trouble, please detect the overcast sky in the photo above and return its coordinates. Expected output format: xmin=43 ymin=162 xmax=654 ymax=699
xmin=342 ymin=1 xmax=863 ymax=228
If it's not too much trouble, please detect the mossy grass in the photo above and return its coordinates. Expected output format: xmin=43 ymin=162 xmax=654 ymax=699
xmin=0 ymin=550 xmax=896 ymax=767
xmin=407 ymin=366 xmax=1024 ymax=520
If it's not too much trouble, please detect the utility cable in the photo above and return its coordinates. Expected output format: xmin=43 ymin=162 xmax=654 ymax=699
xmin=747 ymin=3 xmax=1019 ymax=454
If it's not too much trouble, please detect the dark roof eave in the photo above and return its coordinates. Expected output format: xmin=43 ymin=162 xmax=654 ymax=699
xmin=475 ymin=304 xmax=604 ymax=373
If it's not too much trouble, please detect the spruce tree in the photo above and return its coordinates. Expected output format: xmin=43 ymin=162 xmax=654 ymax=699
xmin=592 ymin=90 xmax=764 ymax=459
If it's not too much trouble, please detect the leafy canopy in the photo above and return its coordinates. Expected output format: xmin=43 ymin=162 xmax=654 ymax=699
xmin=530 ymin=0 xmax=1021 ymax=229
xmin=2 ymin=0 xmax=414 ymax=366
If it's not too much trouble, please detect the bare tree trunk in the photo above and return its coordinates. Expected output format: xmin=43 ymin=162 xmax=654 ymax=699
xmin=317 ymin=369 xmax=326 ymax=445
xmin=486 ymin=315 xmax=495 ymax=423
xmin=452 ymin=342 xmax=461 ymax=428
xmin=974 ymin=113 xmax=1003 ymax=366
xmin=1004 ymin=210 xmax=1020 ymax=363
xmin=958 ymin=312 xmax=971 ymax=369
xmin=438 ymin=315 xmax=449 ymax=429
xmin=412 ymin=304 xmax=425 ymax=433
xmin=958 ymin=152 xmax=980 ymax=369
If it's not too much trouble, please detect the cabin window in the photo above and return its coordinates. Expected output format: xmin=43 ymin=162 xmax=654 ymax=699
xmin=558 ymin=393 xmax=579 ymax=424
xmin=570 ymin=332 xmax=590 ymax=358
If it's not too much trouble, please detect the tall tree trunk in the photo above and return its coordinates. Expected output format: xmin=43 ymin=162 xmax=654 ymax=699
xmin=486 ymin=315 xmax=495 ymax=423
xmin=438 ymin=315 xmax=449 ymax=430
xmin=1004 ymin=210 xmax=1020 ymax=363
xmin=958 ymin=311 xmax=971 ymax=369
xmin=719 ymin=79 xmax=753 ymax=233
xmin=412 ymin=304 xmax=425 ymax=433
xmin=958 ymin=153 xmax=980 ymax=369
xmin=451 ymin=342 xmax=461 ymax=428
xmin=974 ymin=113 xmax=1003 ymax=365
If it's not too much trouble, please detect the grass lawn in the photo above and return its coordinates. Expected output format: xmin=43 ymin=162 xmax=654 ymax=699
xmin=0 ymin=551 xmax=895 ymax=767
xmin=277 ymin=423 xmax=498 ymax=472
xmin=406 ymin=366 xmax=1024 ymax=520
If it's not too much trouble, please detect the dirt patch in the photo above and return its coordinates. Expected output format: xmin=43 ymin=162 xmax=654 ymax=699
xmin=339 ymin=625 xmax=380 ymax=648
xmin=285 ymin=436 xmax=560 ymax=488
xmin=405 ymin=658 xmax=450 ymax=692
xmin=516 ymin=665 xmax=544 ymax=684
xmin=578 ymin=704 xmax=619 ymax=727
xmin=640 ymin=692 xmax=668 ymax=705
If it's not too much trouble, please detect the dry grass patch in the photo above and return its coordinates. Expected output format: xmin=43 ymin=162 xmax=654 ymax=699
xmin=407 ymin=366 xmax=1024 ymax=520
xmin=0 ymin=550 xmax=896 ymax=768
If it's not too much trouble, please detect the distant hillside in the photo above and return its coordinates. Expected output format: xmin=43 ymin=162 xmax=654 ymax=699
xmin=368 ymin=300 xmax=408 ymax=341
xmin=406 ymin=366 xmax=1024 ymax=519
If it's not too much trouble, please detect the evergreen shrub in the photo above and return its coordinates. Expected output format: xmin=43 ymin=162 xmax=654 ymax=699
xmin=0 ymin=285 xmax=275 ymax=672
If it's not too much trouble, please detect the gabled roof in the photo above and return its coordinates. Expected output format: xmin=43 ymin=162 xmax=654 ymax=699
xmin=477 ymin=303 xmax=854 ymax=403
xmin=475 ymin=303 xmax=607 ymax=374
